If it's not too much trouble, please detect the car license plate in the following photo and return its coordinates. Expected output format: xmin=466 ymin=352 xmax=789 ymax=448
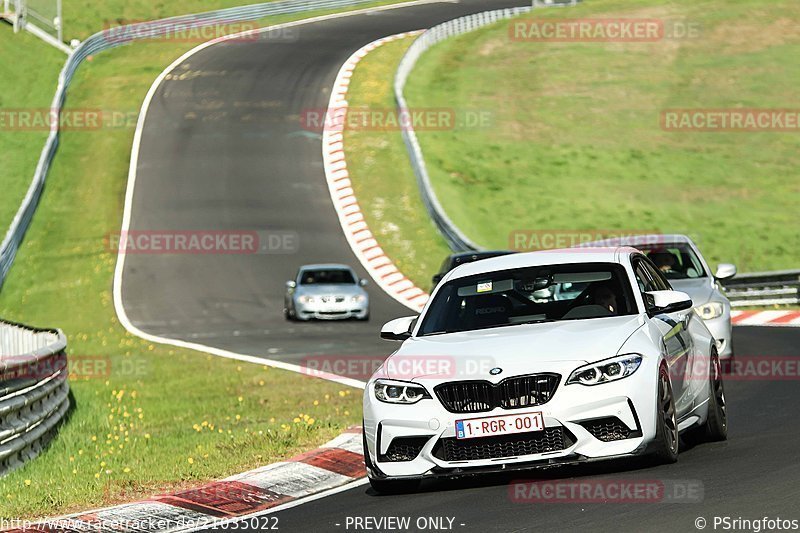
xmin=455 ymin=411 xmax=544 ymax=440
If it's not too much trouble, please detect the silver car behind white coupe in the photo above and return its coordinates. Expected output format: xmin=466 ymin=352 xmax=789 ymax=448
xmin=284 ymin=264 xmax=369 ymax=321
xmin=583 ymin=234 xmax=736 ymax=359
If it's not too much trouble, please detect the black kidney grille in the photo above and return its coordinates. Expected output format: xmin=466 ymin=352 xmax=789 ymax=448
xmin=434 ymin=381 xmax=495 ymax=413
xmin=435 ymin=374 xmax=560 ymax=413
xmin=432 ymin=427 xmax=574 ymax=462
xmin=498 ymin=374 xmax=559 ymax=409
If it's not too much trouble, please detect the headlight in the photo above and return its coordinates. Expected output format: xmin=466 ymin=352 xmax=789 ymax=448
xmin=695 ymin=302 xmax=724 ymax=320
xmin=298 ymin=295 xmax=315 ymax=304
xmin=566 ymin=354 xmax=643 ymax=386
xmin=373 ymin=379 xmax=430 ymax=404
xmin=352 ymin=295 xmax=366 ymax=303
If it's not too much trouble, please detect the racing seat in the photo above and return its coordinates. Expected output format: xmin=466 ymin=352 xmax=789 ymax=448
xmin=465 ymin=294 xmax=512 ymax=330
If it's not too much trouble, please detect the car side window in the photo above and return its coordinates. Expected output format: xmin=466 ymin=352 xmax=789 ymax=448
xmin=642 ymin=260 xmax=671 ymax=291
xmin=633 ymin=259 xmax=658 ymax=293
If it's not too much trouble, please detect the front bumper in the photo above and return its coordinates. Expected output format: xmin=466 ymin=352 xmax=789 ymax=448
xmin=363 ymin=369 xmax=658 ymax=479
xmin=702 ymin=309 xmax=733 ymax=359
xmin=294 ymin=300 xmax=368 ymax=320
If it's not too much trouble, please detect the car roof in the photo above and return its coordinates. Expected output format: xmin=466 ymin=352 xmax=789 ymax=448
xmin=580 ymin=234 xmax=694 ymax=247
xmin=298 ymin=263 xmax=354 ymax=271
xmin=446 ymin=247 xmax=640 ymax=281
xmin=449 ymin=250 xmax=515 ymax=260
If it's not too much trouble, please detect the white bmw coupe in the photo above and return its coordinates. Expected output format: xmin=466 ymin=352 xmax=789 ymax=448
xmin=363 ymin=248 xmax=727 ymax=493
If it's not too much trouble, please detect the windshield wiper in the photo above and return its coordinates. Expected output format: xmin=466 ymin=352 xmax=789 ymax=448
xmin=509 ymin=318 xmax=557 ymax=326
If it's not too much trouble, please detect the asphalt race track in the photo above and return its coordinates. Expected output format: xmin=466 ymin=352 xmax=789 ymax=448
xmin=121 ymin=1 xmax=800 ymax=531
xmin=264 ymin=327 xmax=800 ymax=532
xmin=122 ymin=0 xmax=533 ymax=363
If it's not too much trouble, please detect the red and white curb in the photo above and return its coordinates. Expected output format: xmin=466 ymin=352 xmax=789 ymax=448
xmin=4 ymin=428 xmax=364 ymax=532
xmin=731 ymin=310 xmax=800 ymax=327
xmin=321 ymin=31 xmax=431 ymax=313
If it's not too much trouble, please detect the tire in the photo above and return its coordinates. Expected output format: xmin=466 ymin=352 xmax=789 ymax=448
xmin=283 ymin=307 xmax=295 ymax=321
xmin=703 ymin=350 xmax=728 ymax=442
xmin=650 ymin=365 xmax=679 ymax=464
xmin=362 ymin=430 xmax=420 ymax=494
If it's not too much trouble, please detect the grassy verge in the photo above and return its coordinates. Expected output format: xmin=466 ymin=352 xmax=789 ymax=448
xmin=402 ymin=0 xmax=800 ymax=272
xmin=0 ymin=1 xmax=425 ymax=518
xmin=343 ymin=36 xmax=452 ymax=291
xmin=63 ymin=0 xmax=415 ymax=41
xmin=0 ymin=29 xmax=65 ymax=239
xmin=0 ymin=0 xmax=419 ymax=235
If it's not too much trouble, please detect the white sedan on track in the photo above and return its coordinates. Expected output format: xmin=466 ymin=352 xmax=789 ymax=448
xmin=363 ymin=248 xmax=727 ymax=493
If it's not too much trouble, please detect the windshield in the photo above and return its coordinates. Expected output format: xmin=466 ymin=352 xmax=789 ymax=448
xmin=299 ymin=269 xmax=356 ymax=285
xmin=439 ymin=251 xmax=513 ymax=275
xmin=634 ymin=243 xmax=706 ymax=280
xmin=418 ymin=263 xmax=636 ymax=336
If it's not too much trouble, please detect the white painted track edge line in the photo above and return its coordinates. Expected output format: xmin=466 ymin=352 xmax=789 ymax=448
xmin=112 ymin=1 xmax=455 ymax=388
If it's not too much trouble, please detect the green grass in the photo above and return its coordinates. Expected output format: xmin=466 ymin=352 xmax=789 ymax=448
xmin=0 ymin=0 xmax=419 ymax=236
xmin=402 ymin=0 xmax=800 ymax=272
xmin=0 ymin=32 xmax=365 ymax=516
xmin=57 ymin=0 xmax=416 ymax=41
xmin=63 ymin=0 xmax=285 ymax=40
xmin=0 ymin=28 xmax=65 ymax=241
xmin=343 ymin=36 xmax=452 ymax=291
xmin=0 ymin=1 xmax=425 ymax=518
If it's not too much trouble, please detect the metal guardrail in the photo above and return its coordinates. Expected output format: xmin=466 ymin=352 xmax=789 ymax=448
xmin=394 ymin=8 xmax=533 ymax=252
xmin=721 ymin=270 xmax=800 ymax=307
xmin=393 ymin=4 xmax=799 ymax=309
xmin=0 ymin=319 xmax=69 ymax=477
xmin=0 ymin=0 xmax=384 ymax=289
xmin=393 ymin=1 xmax=579 ymax=252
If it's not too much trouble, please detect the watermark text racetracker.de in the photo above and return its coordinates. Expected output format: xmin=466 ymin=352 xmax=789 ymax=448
xmin=101 ymin=18 xmax=298 ymax=44
xmin=0 ymin=516 xmax=276 ymax=532
xmin=0 ymin=108 xmax=140 ymax=131
xmin=509 ymin=229 xmax=663 ymax=251
xmin=509 ymin=17 xmax=701 ymax=42
xmin=301 ymin=354 xmax=498 ymax=381
xmin=510 ymin=478 xmax=704 ymax=504
xmin=300 ymin=107 xmax=493 ymax=133
xmin=679 ymin=356 xmax=800 ymax=382
xmin=661 ymin=109 xmax=800 ymax=132
xmin=106 ymin=230 xmax=298 ymax=255
xmin=1 ymin=354 xmax=148 ymax=381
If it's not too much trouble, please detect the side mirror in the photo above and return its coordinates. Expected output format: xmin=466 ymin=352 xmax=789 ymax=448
xmin=285 ymin=280 xmax=297 ymax=290
xmin=381 ymin=316 xmax=417 ymax=341
xmin=714 ymin=263 xmax=737 ymax=280
xmin=359 ymin=278 xmax=369 ymax=287
xmin=645 ymin=290 xmax=693 ymax=317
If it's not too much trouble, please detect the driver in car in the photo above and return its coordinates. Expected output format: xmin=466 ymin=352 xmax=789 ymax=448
xmin=590 ymin=283 xmax=619 ymax=315
xmin=651 ymin=252 xmax=678 ymax=275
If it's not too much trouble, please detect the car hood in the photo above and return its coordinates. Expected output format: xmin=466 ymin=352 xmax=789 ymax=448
xmin=382 ymin=315 xmax=646 ymax=382
xmin=667 ymin=278 xmax=715 ymax=305
xmin=295 ymin=284 xmax=365 ymax=297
